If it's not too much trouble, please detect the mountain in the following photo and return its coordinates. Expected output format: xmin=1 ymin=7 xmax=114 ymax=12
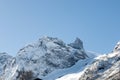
xmin=0 ymin=36 xmax=88 ymax=80
xmin=0 ymin=36 xmax=120 ymax=80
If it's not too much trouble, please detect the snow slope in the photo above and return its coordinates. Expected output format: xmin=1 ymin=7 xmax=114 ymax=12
xmin=57 ymin=42 xmax=120 ymax=80
xmin=43 ymin=57 xmax=94 ymax=80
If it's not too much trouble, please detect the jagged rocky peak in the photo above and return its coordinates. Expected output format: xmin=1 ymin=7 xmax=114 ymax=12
xmin=113 ymin=41 xmax=120 ymax=52
xmin=68 ymin=37 xmax=83 ymax=49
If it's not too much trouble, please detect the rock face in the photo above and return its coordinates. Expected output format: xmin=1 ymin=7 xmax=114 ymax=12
xmin=1 ymin=36 xmax=87 ymax=80
xmin=68 ymin=38 xmax=83 ymax=49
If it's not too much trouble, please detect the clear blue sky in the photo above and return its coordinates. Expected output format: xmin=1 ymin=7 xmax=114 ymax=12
xmin=0 ymin=0 xmax=120 ymax=56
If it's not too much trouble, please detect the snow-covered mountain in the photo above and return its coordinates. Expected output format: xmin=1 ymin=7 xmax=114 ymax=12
xmin=0 ymin=36 xmax=88 ymax=80
xmin=0 ymin=36 xmax=120 ymax=80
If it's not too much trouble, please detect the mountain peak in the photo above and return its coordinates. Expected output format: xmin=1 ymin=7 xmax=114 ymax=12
xmin=68 ymin=37 xmax=83 ymax=49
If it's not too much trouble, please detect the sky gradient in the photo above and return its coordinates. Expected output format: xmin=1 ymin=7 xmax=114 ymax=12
xmin=0 ymin=0 xmax=120 ymax=56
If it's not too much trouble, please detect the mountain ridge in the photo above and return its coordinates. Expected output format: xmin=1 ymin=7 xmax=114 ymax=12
xmin=0 ymin=36 xmax=119 ymax=80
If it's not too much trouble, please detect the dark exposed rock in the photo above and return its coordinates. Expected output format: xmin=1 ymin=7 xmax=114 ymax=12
xmin=68 ymin=37 xmax=83 ymax=49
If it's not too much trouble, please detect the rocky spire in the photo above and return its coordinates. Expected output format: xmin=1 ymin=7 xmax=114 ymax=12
xmin=68 ymin=37 xmax=83 ymax=49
